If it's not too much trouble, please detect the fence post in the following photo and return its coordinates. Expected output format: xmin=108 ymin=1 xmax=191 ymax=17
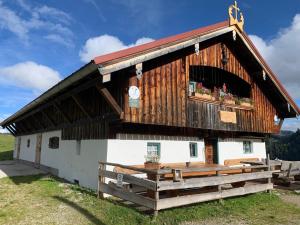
xmin=217 ymin=170 xmax=224 ymax=204
xmin=266 ymin=154 xmax=272 ymax=193
xmin=287 ymin=163 xmax=293 ymax=178
xmin=98 ymin=162 xmax=104 ymax=199
xmin=153 ymin=174 xmax=160 ymax=218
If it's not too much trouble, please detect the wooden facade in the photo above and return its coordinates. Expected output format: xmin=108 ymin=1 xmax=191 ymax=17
xmin=2 ymin=26 xmax=296 ymax=140
xmin=123 ymin=40 xmax=279 ymax=134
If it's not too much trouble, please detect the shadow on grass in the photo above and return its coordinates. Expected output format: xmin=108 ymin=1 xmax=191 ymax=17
xmin=53 ymin=195 xmax=105 ymax=225
xmin=7 ymin=174 xmax=49 ymax=185
xmin=0 ymin=150 xmax=13 ymax=161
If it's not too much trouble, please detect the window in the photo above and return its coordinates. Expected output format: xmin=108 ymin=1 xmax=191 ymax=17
xmin=243 ymin=141 xmax=253 ymax=154
xmin=189 ymin=142 xmax=198 ymax=158
xmin=49 ymin=137 xmax=59 ymax=149
xmin=76 ymin=140 xmax=81 ymax=155
xmin=27 ymin=139 xmax=30 ymax=148
xmin=147 ymin=142 xmax=161 ymax=158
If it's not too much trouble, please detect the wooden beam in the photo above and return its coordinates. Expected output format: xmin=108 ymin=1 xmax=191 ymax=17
xmin=6 ymin=125 xmax=16 ymax=135
xmin=53 ymin=102 xmax=72 ymax=123
xmin=15 ymin=113 xmax=119 ymax=136
xmin=41 ymin=110 xmax=56 ymax=127
xmin=21 ymin=120 xmax=32 ymax=132
xmin=99 ymin=170 xmax=157 ymax=190
xmin=12 ymin=76 xmax=102 ymax=124
xmin=158 ymin=171 xmax=273 ymax=191
xmin=99 ymin=182 xmax=156 ymax=210
xmin=31 ymin=114 xmax=45 ymax=130
xmin=157 ymin=183 xmax=273 ymax=210
xmin=99 ymin=161 xmax=158 ymax=174
xmin=11 ymin=123 xmax=21 ymax=133
xmin=18 ymin=123 xmax=28 ymax=133
xmin=157 ymin=165 xmax=268 ymax=175
xmin=95 ymin=83 xmax=123 ymax=116
xmin=72 ymin=95 xmax=92 ymax=120
xmin=27 ymin=116 xmax=39 ymax=130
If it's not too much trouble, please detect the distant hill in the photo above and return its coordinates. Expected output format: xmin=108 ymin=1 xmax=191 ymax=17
xmin=0 ymin=133 xmax=15 ymax=160
xmin=266 ymin=129 xmax=300 ymax=160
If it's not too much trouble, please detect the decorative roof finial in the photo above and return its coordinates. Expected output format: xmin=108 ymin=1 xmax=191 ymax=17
xmin=228 ymin=1 xmax=244 ymax=31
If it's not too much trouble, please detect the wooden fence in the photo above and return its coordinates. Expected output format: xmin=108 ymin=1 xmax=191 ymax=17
xmin=98 ymin=161 xmax=273 ymax=216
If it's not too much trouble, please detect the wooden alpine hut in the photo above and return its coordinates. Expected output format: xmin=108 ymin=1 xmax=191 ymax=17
xmin=1 ymin=2 xmax=299 ymax=196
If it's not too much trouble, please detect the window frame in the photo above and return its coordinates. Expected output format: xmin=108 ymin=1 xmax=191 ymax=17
xmin=48 ymin=136 xmax=60 ymax=149
xmin=27 ymin=139 xmax=30 ymax=148
xmin=189 ymin=142 xmax=198 ymax=158
xmin=147 ymin=142 xmax=161 ymax=157
xmin=243 ymin=141 xmax=253 ymax=154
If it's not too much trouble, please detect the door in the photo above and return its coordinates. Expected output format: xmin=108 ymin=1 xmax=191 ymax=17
xmin=204 ymin=138 xmax=218 ymax=164
xmin=204 ymin=139 xmax=213 ymax=164
xmin=35 ymin=134 xmax=42 ymax=168
xmin=16 ymin=137 xmax=21 ymax=160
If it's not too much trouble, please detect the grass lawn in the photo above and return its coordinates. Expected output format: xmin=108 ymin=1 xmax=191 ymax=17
xmin=0 ymin=175 xmax=300 ymax=225
xmin=0 ymin=134 xmax=15 ymax=161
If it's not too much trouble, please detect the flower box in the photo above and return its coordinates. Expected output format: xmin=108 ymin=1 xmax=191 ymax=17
xmin=240 ymin=102 xmax=252 ymax=107
xmin=224 ymin=99 xmax=235 ymax=105
xmin=193 ymin=92 xmax=214 ymax=101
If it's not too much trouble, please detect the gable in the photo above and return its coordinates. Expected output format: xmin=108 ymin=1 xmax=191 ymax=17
xmin=1 ymin=21 xmax=299 ymax=137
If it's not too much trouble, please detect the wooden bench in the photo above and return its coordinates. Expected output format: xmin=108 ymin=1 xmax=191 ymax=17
xmin=224 ymin=158 xmax=259 ymax=166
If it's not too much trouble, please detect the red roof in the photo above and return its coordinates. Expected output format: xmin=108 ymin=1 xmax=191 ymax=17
xmin=93 ymin=21 xmax=229 ymax=65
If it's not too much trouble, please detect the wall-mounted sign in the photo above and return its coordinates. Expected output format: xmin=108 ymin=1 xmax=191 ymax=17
xmin=116 ymin=173 xmax=123 ymax=187
xmin=128 ymin=86 xmax=140 ymax=108
xmin=220 ymin=111 xmax=237 ymax=124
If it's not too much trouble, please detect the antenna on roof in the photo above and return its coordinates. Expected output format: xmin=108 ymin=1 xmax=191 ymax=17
xmin=228 ymin=1 xmax=244 ymax=32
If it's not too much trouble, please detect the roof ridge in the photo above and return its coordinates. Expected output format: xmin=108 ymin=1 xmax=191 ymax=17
xmin=93 ymin=21 xmax=229 ymax=65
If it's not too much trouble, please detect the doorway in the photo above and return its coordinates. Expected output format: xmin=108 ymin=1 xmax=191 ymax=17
xmin=204 ymin=138 xmax=218 ymax=164
xmin=35 ymin=134 xmax=42 ymax=168
xmin=16 ymin=137 xmax=21 ymax=160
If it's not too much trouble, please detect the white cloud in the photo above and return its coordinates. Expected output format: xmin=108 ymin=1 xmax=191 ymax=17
xmin=0 ymin=61 xmax=62 ymax=92
xmin=35 ymin=5 xmax=72 ymax=25
xmin=0 ymin=0 xmax=73 ymax=46
xmin=45 ymin=34 xmax=73 ymax=48
xmin=0 ymin=114 xmax=11 ymax=133
xmin=0 ymin=1 xmax=29 ymax=40
xmin=249 ymin=14 xmax=300 ymax=99
xmin=79 ymin=35 xmax=154 ymax=63
xmin=282 ymin=118 xmax=300 ymax=132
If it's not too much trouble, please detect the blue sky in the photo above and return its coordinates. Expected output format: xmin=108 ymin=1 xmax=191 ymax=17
xmin=0 ymin=0 xmax=299 ymax=132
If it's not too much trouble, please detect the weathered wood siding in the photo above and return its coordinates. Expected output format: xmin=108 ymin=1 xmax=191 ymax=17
xmin=123 ymin=41 xmax=279 ymax=134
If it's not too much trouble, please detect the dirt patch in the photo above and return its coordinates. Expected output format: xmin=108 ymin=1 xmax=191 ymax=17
xmin=181 ymin=217 xmax=249 ymax=225
xmin=280 ymin=194 xmax=300 ymax=208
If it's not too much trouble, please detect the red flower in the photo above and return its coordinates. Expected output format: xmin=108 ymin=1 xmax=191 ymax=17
xmin=222 ymin=83 xmax=227 ymax=93
xmin=197 ymin=82 xmax=203 ymax=89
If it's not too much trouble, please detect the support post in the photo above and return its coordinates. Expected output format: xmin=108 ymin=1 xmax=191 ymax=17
xmin=217 ymin=170 xmax=223 ymax=204
xmin=153 ymin=174 xmax=160 ymax=218
xmin=287 ymin=163 xmax=293 ymax=178
xmin=98 ymin=162 xmax=104 ymax=199
xmin=267 ymin=154 xmax=272 ymax=193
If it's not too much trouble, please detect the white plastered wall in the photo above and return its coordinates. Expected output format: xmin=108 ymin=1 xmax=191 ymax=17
xmin=106 ymin=139 xmax=205 ymax=165
xmin=40 ymin=130 xmax=108 ymax=189
xmin=15 ymin=130 xmax=108 ymax=190
xmin=217 ymin=138 xmax=266 ymax=165
xmin=18 ymin=134 xmax=37 ymax=162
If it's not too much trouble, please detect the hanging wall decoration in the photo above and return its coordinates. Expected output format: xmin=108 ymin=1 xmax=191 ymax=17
xmin=128 ymin=85 xmax=140 ymax=108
